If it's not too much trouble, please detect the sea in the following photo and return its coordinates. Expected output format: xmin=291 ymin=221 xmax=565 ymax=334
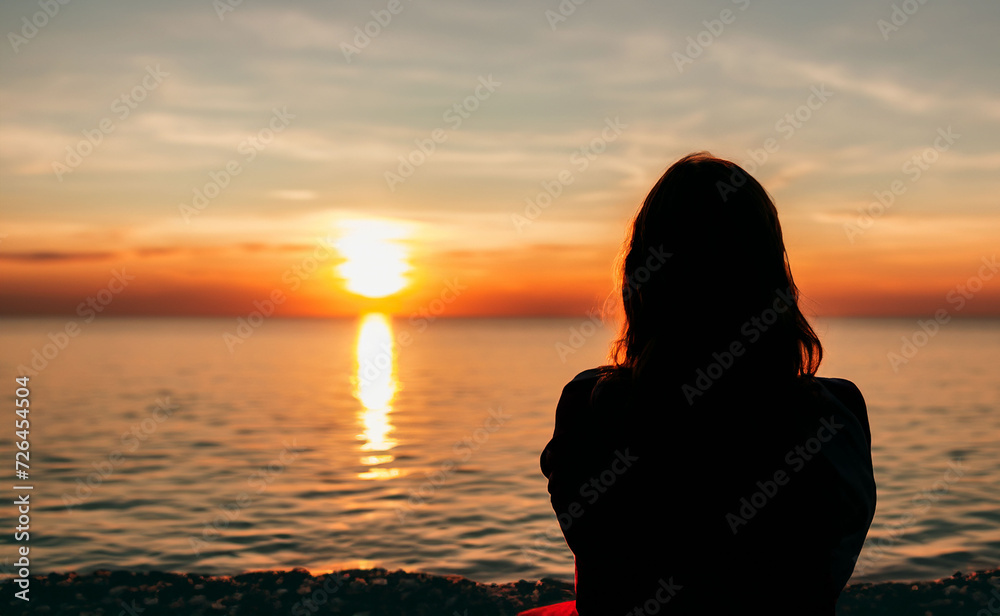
xmin=0 ymin=316 xmax=997 ymax=585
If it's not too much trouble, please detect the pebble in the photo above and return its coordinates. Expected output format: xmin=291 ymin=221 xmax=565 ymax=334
xmin=1 ymin=566 xmax=995 ymax=616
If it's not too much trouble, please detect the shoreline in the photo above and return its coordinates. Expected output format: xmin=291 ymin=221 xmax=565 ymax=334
xmin=2 ymin=567 xmax=997 ymax=615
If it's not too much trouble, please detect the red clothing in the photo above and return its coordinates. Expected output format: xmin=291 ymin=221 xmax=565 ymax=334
xmin=532 ymin=368 xmax=875 ymax=615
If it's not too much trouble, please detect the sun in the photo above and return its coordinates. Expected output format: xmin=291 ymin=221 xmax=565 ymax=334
xmin=334 ymin=219 xmax=412 ymax=298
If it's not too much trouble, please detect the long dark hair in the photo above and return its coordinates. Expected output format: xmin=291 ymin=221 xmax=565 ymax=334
xmin=606 ymin=152 xmax=822 ymax=392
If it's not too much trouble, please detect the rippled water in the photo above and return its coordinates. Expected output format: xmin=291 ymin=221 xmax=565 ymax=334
xmin=0 ymin=316 xmax=997 ymax=584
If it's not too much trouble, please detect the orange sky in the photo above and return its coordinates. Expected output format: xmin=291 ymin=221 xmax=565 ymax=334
xmin=2 ymin=3 xmax=999 ymax=319
xmin=2 ymin=237 xmax=998 ymax=318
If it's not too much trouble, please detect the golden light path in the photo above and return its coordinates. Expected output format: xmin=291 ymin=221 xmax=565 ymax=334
xmin=353 ymin=312 xmax=401 ymax=480
xmin=335 ymin=219 xmax=412 ymax=298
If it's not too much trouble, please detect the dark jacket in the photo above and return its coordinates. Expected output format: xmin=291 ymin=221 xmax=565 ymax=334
xmin=541 ymin=368 xmax=876 ymax=615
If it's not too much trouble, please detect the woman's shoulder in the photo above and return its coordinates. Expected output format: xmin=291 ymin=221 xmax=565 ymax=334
xmin=557 ymin=365 xmax=618 ymax=401
xmin=813 ymin=377 xmax=865 ymax=405
xmin=566 ymin=366 xmax=614 ymax=385
xmin=810 ymin=376 xmax=871 ymax=446
xmin=562 ymin=365 xmax=633 ymax=403
xmin=558 ymin=365 xmax=606 ymax=403
xmin=551 ymin=366 xmax=622 ymax=433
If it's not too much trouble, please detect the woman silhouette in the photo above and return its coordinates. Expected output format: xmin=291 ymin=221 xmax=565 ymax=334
xmin=523 ymin=153 xmax=876 ymax=615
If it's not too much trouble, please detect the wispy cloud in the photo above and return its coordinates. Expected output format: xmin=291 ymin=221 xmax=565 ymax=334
xmin=0 ymin=251 xmax=118 ymax=262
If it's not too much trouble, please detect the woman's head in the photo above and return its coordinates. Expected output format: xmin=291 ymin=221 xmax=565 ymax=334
xmin=610 ymin=152 xmax=821 ymax=384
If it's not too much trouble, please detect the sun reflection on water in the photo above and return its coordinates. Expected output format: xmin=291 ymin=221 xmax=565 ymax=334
xmin=353 ymin=313 xmax=401 ymax=480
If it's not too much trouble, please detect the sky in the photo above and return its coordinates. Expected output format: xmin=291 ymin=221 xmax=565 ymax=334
xmin=1 ymin=0 xmax=998 ymax=318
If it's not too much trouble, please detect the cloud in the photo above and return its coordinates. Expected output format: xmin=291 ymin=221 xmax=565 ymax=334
xmin=225 ymin=7 xmax=349 ymax=52
xmin=710 ymin=35 xmax=1000 ymax=120
xmin=268 ymin=189 xmax=317 ymax=201
xmin=0 ymin=251 xmax=118 ymax=262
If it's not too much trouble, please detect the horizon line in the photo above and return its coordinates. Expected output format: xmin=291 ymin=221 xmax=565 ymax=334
xmin=2 ymin=313 xmax=999 ymax=320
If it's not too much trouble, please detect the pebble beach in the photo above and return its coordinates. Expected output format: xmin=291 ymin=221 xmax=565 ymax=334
xmin=2 ymin=567 xmax=998 ymax=615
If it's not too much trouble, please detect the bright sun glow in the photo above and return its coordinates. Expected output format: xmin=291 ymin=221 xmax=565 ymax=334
xmin=335 ymin=219 xmax=412 ymax=298
xmin=354 ymin=313 xmax=401 ymax=480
